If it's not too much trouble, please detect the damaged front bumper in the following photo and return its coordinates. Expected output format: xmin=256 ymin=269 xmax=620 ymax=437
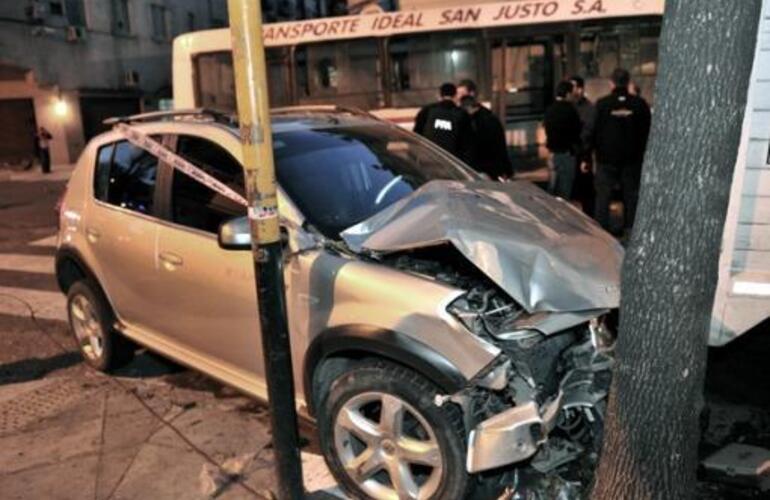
xmin=467 ymin=393 xmax=563 ymax=473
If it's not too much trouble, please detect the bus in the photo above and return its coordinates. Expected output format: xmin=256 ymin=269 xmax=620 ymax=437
xmin=172 ymin=0 xmax=664 ymax=168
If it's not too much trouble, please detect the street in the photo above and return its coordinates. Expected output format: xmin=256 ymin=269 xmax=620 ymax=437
xmin=0 ymin=166 xmax=339 ymax=499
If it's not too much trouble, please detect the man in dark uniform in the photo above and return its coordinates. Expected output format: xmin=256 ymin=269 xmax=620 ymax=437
xmin=544 ymin=80 xmax=582 ymax=200
xmin=592 ymin=68 xmax=652 ymax=234
xmin=570 ymin=75 xmax=597 ymax=215
xmin=459 ymin=94 xmax=513 ymax=180
xmin=414 ymin=83 xmax=472 ymax=162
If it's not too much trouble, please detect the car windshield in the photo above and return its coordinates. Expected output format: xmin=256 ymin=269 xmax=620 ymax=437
xmin=274 ymin=123 xmax=477 ymax=239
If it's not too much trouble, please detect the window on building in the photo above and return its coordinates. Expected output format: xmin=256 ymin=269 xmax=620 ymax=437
xmin=64 ymin=0 xmax=86 ymax=26
xmin=295 ymin=39 xmax=383 ymax=109
xmin=94 ymin=141 xmax=158 ymax=215
xmin=389 ymin=32 xmax=482 ymax=107
xmin=49 ymin=2 xmax=64 ymax=16
xmin=150 ymin=4 xmax=170 ymax=40
xmin=208 ymin=0 xmax=226 ymax=28
xmin=111 ymin=0 xmax=131 ymax=35
xmin=171 ymin=136 xmax=246 ymax=233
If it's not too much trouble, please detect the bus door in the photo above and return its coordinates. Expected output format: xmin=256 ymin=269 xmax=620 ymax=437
xmin=491 ymin=39 xmax=556 ymax=170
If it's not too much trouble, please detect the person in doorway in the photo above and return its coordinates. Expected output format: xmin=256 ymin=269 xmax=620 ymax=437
xmin=592 ymin=68 xmax=652 ymax=235
xmin=413 ymin=82 xmax=473 ymax=161
xmin=458 ymin=87 xmax=513 ymax=180
xmin=544 ymin=80 xmax=582 ymax=200
xmin=35 ymin=126 xmax=53 ymax=174
xmin=570 ymin=75 xmax=597 ymax=215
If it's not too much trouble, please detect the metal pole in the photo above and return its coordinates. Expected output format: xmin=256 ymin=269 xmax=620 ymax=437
xmin=226 ymin=2 xmax=304 ymax=499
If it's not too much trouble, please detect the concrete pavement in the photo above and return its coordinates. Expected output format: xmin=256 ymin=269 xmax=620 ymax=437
xmin=0 ymin=166 xmax=342 ymax=499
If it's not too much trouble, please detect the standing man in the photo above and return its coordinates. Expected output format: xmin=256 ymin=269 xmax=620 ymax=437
xmin=35 ymin=126 xmax=53 ymax=174
xmin=544 ymin=80 xmax=582 ymax=200
xmin=458 ymin=84 xmax=513 ymax=180
xmin=570 ymin=75 xmax=597 ymax=215
xmin=414 ymin=82 xmax=472 ymax=162
xmin=593 ymin=68 xmax=652 ymax=235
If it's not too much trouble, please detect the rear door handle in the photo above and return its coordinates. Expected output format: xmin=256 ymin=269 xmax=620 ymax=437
xmin=85 ymin=227 xmax=101 ymax=243
xmin=159 ymin=252 xmax=183 ymax=270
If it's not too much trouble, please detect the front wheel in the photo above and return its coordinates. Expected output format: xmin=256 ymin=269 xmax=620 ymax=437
xmin=318 ymin=360 xmax=472 ymax=500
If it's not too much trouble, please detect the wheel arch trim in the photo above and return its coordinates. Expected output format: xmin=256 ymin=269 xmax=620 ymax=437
xmin=303 ymin=324 xmax=469 ymax=416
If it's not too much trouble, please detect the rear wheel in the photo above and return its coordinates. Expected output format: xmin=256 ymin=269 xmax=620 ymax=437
xmin=318 ymin=360 xmax=472 ymax=500
xmin=67 ymin=280 xmax=134 ymax=371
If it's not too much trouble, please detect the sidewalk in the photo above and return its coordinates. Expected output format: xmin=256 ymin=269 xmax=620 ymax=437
xmin=0 ymin=163 xmax=76 ymax=183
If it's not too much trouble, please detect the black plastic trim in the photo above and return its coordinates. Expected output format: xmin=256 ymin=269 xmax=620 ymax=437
xmin=303 ymin=324 xmax=468 ymax=416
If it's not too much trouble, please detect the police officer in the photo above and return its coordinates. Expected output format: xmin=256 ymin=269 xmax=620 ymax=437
xmin=458 ymin=84 xmax=512 ymax=180
xmin=592 ymin=68 xmax=652 ymax=234
xmin=414 ymin=82 xmax=473 ymax=162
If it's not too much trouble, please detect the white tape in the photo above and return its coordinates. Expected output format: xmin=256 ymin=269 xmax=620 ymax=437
xmin=116 ymin=123 xmax=248 ymax=207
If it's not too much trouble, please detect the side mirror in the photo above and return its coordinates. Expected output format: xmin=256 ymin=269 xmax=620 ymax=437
xmin=218 ymin=216 xmax=251 ymax=250
xmin=218 ymin=216 xmax=292 ymax=251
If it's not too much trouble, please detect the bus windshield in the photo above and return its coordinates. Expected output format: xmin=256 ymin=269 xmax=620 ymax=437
xmin=273 ymin=123 xmax=476 ymax=239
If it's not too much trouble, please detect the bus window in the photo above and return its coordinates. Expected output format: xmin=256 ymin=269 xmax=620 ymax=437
xmin=388 ymin=32 xmax=482 ymax=108
xmin=294 ymin=39 xmax=383 ymax=110
xmin=193 ymin=48 xmax=292 ymax=111
xmin=578 ymin=21 xmax=661 ymax=103
xmin=195 ymin=52 xmax=236 ymax=111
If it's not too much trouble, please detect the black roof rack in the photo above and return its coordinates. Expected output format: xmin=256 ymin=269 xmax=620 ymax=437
xmin=103 ymin=108 xmax=236 ymax=126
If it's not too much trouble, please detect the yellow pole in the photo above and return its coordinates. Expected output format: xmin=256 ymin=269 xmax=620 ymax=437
xmin=227 ymin=2 xmax=304 ymax=498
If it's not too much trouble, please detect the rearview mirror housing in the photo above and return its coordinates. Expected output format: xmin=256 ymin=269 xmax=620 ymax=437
xmin=218 ymin=216 xmax=252 ymax=250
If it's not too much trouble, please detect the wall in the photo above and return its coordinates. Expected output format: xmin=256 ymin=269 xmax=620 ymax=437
xmin=0 ymin=0 xmax=227 ymax=164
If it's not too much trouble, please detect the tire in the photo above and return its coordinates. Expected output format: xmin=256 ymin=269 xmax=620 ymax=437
xmin=66 ymin=280 xmax=134 ymax=371
xmin=318 ymin=359 xmax=472 ymax=500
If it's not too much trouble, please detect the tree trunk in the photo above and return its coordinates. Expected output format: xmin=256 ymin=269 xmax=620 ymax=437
xmin=591 ymin=1 xmax=761 ymax=499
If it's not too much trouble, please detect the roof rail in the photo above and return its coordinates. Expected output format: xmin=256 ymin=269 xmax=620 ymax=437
xmin=270 ymin=105 xmax=377 ymax=119
xmin=103 ymin=108 xmax=236 ymax=126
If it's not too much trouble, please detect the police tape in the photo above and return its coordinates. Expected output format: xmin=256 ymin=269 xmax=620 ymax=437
xmin=115 ymin=123 xmax=249 ymax=208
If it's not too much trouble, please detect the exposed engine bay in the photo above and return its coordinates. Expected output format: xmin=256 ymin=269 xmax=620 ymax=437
xmin=380 ymin=246 xmax=616 ymax=494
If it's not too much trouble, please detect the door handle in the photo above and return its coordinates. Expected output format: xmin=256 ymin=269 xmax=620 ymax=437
xmin=159 ymin=252 xmax=183 ymax=270
xmin=85 ymin=227 xmax=101 ymax=243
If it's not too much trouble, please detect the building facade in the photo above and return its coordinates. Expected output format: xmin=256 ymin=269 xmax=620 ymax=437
xmin=0 ymin=0 xmax=227 ymax=166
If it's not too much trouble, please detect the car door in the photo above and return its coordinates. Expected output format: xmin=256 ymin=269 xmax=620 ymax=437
xmin=85 ymin=139 xmax=161 ymax=332
xmin=149 ymin=134 xmax=264 ymax=384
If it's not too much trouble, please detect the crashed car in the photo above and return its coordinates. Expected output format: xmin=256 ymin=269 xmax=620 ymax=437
xmin=55 ymin=107 xmax=622 ymax=499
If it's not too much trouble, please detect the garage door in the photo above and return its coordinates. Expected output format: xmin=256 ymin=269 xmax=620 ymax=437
xmin=0 ymin=99 xmax=36 ymax=165
xmin=80 ymin=97 xmax=140 ymax=142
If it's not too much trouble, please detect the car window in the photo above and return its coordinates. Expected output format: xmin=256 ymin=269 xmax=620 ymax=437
xmin=93 ymin=140 xmax=158 ymax=215
xmin=274 ymin=123 xmax=475 ymax=239
xmin=170 ymin=135 xmax=246 ymax=233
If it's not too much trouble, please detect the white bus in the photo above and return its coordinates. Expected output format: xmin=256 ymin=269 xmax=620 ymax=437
xmin=172 ymin=0 xmax=664 ymax=168
xmin=171 ymin=0 xmax=770 ymax=346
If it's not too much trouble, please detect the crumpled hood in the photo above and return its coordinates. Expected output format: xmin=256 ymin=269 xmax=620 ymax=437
xmin=341 ymin=180 xmax=623 ymax=313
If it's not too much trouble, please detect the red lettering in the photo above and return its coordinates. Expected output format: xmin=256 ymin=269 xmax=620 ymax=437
xmin=313 ymin=22 xmax=328 ymax=37
xmin=588 ymin=0 xmax=606 ymax=14
xmin=543 ymin=2 xmax=559 ymax=16
xmin=327 ymin=20 xmax=340 ymax=35
xmin=264 ymin=26 xmax=274 ymax=40
xmin=439 ymin=9 xmax=453 ymax=25
xmin=466 ymin=8 xmax=481 ymax=22
xmin=301 ymin=23 xmax=314 ymax=37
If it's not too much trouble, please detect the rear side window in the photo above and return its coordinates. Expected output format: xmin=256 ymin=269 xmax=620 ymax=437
xmin=93 ymin=140 xmax=158 ymax=215
xmin=170 ymin=135 xmax=245 ymax=233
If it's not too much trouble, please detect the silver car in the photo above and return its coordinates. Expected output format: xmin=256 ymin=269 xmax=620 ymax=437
xmin=56 ymin=108 xmax=622 ymax=500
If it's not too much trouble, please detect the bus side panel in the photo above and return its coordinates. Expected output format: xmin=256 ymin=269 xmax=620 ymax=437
xmin=711 ymin=8 xmax=770 ymax=346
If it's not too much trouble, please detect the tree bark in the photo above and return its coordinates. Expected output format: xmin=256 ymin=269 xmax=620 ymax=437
xmin=591 ymin=1 xmax=761 ymax=499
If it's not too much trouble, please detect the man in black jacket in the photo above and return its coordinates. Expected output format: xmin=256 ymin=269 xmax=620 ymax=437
xmin=592 ymin=68 xmax=652 ymax=233
xmin=458 ymin=83 xmax=513 ymax=180
xmin=570 ymin=75 xmax=597 ymax=215
xmin=414 ymin=83 xmax=473 ymax=162
xmin=544 ymin=80 xmax=582 ymax=199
